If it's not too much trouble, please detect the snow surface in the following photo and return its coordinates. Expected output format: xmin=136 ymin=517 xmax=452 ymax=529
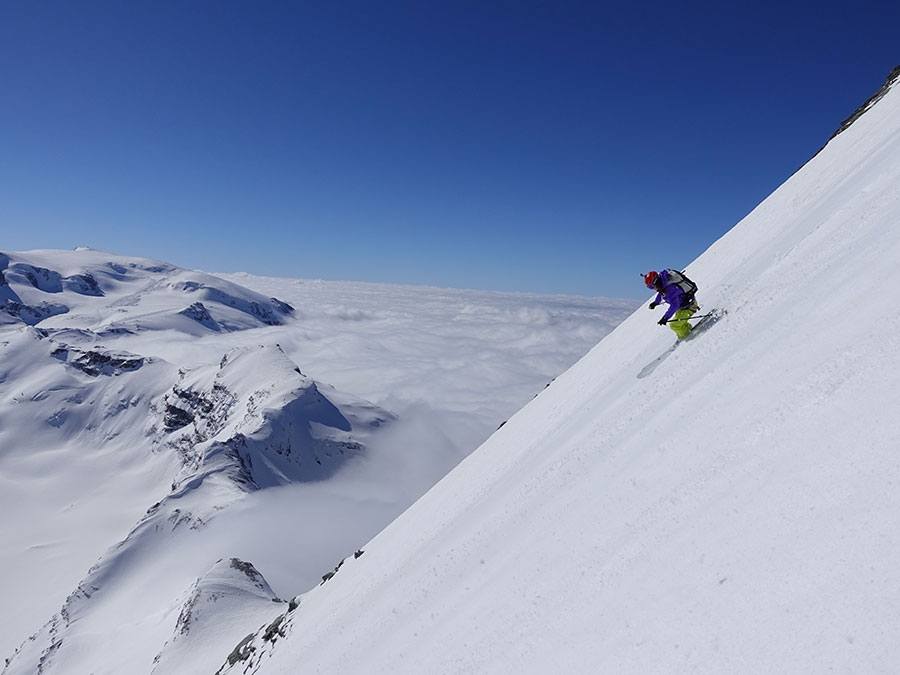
xmin=200 ymin=75 xmax=900 ymax=672
xmin=0 ymin=249 xmax=630 ymax=672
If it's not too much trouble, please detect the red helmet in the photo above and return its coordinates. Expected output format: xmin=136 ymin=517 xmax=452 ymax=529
xmin=644 ymin=271 xmax=659 ymax=289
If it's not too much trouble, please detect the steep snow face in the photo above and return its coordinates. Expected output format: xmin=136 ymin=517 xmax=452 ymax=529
xmin=220 ymin=80 xmax=900 ymax=672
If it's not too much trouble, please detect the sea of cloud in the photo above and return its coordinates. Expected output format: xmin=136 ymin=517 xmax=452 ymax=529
xmin=199 ymin=275 xmax=638 ymax=596
xmin=0 ymin=270 xmax=637 ymax=652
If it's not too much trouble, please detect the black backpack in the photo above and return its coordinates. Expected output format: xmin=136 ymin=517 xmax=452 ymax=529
xmin=666 ymin=269 xmax=697 ymax=299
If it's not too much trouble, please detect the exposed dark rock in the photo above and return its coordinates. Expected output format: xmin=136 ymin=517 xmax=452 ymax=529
xmin=808 ymin=65 xmax=900 ymax=164
xmin=261 ymin=614 xmax=287 ymax=642
xmin=178 ymin=302 xmax=220 ymax=331
xmin=64 ymin=273 xmax=104 ymax=296
xmin=271 ymin=298 xmax=294 ymax=315
xmin=222 ymin=633 xmax=256 ymax=669
xmin=229 ymin=558 xmax=269 ymax=592
xmin=68 ymin=349 xmax=145 ymax=377
xmin=98 ymin=327 xmax=135 ymax=337
xmin=12 ymin=264 xmax=64 ymax=293
xmin=320 ymin=550 xmax=364 ymax=585
xmin=49 ymin=343 xmax=145 ymax=376
xmin=164 ymin=404 xmax=195 ymax=431
xmin=829 ymin=66 xmax=900 ymax=140
xmin=2 ymin=300 xmax=69 ymax=325
xmin=163 ymin=382 xmax=231 ymax=433
xmin=175 ymin=586 xmax=202 ymax=636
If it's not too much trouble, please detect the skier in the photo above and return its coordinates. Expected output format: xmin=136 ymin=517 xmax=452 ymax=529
xmin=644 ymin=269 xmax=698 ymax=339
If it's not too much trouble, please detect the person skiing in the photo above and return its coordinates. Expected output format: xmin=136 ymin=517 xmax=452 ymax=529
xmin=644 ymin=269 xmax=699 ymax=339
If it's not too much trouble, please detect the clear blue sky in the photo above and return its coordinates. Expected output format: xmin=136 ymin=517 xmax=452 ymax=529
xmin=2 ymin=1 xmax=898 ymax=298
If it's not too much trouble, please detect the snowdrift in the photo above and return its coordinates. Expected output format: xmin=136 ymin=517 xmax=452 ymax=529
xmin=211 ymin=73 xmax=900 ymax=673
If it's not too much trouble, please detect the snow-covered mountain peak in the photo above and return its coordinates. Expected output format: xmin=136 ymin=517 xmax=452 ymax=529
xmin=160 ymin=340 xmax=392 ymax=497
xmin=0 ymin=251 xmax=394 ymax=675
xmin=0 ymin=248 xmax=294 ymax=333
xmin=151 ymin=558 xmax=285 ymax=675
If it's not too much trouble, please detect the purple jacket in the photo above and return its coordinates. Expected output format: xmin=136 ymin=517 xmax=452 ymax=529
xmin=653 ymin=269 xmax=690 ymax=321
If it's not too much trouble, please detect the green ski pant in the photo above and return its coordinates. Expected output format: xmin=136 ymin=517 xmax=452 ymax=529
xmin=669 ymin=307 xmax=696 ymax=339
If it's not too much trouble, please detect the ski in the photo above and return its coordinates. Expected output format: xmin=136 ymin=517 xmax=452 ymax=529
xmin=637 ymin=308 xmax=726 ymax=378
xmin=682 ymin=308 xmax=726 ymax=339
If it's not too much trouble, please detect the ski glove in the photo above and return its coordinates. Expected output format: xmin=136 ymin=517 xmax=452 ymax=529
xmin=657 ymin=317 xmax=667 ymax=326
xmin=648 ymin=302 xmax=658 ymax=310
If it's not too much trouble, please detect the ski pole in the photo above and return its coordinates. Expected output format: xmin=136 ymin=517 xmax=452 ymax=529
xmin=664 ymin=313 xmax=714 ymax=323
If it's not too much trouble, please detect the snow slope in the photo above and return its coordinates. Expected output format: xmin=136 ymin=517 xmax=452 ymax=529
xmin=213 ymin=73 xmax=900 ymax=673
